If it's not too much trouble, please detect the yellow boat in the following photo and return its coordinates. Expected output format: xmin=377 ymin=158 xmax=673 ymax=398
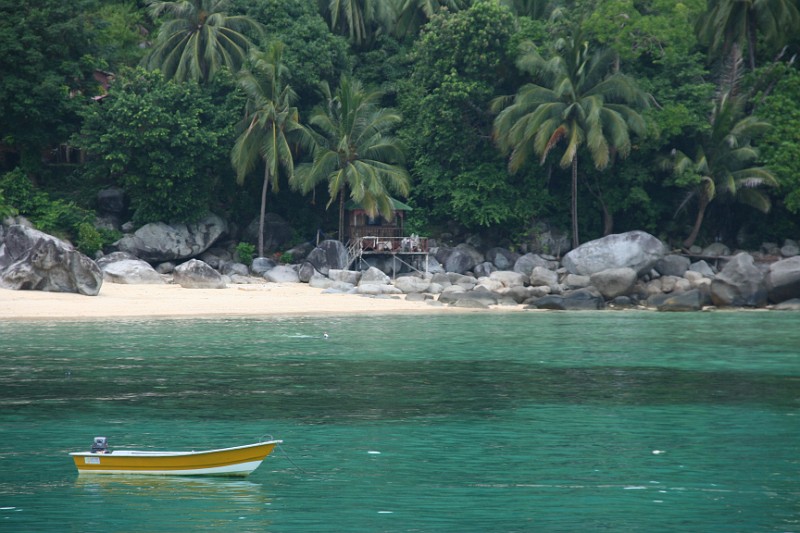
xmin=70 ymin=437 xmax=282 ymax=476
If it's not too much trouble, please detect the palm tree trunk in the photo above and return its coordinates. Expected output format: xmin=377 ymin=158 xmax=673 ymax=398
xmin=683 ymin=196 xmax=709 ymax=249
xmin=338 ymin=191 xmax=345 ymax=243
xmin=258 ymin=165 xmax=270 ymax=258
xmin=601 ymin=202 xmax=613 ymax=236
xmin=746 ymin=9 xmax=757 ymax=71
xmin=571 ymin=154 xmax=579 ymax=249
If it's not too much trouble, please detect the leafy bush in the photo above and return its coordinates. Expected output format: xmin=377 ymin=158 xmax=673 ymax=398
xmin=0 ymin=189 xmax=17 ymax=219
xmin=0 ymin=168 xmax=119 ymax=255
xmin=77 ymin=68 xmax=225 ymax=224
xmin=279 ymin=252 xmax=294 ymax=264
xmin=235 ymin=242 xmax=256 ymax=266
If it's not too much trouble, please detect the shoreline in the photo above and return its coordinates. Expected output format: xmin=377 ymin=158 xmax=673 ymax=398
xmin=0 ymin=282 xmax=515 ymax=321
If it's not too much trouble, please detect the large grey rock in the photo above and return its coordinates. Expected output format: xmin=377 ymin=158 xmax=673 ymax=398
xmin=0 ymin=225 xmax=103 ymax=295
xmin=489 ymin=270 xmax=526 ymax=288
xmin=656 ymin=289 xmax=707 ymax=312
xmin=476 ymin=277 xmax=503 ymax=292
xmin=451 ymin=273 xmax=477 ymax=290
xmin=328 ymin=269 xmax=361 ymax=285
xmin=780 ymin=242 xmax=799 ymax=258
xmin=393 ymin=275 xmax=431 ymax=294
xmin=250 ymin=257 xmax=277 ymax=276
xmin=305 ymin=240 xmax=349 ymax=276
xmin=95 ymin=251 xmax=139 ymax=268
xmin=710 ymin=252 xmax=767 ymax=307
xmin=359 ymin=266 xmax=391 ymax=286
xmin=765 ymin=256 xmax=800 ymax=303
xmin=562 ymin=231 xmax=666 ymax=276
xmin=200 ymin=247 xmax=231 ymax=270
xmin=357 ymin=283 xmax=403 ymax=295
xmin=563 ymin=273 xmax=591 ymax=289
xmin=513 ymin=253 xmax=558 ymax=276
xmin=155 ymin=261 xmax=176 ymax=274
xmin=437 ymin=285 xmax=466 ymax=304
xmin=772 ymin=298 xmax=800 ymax=311
xmin=590 ymin=267 xmax=638 ymax=299
xmin=655 ymin=254 xmax=691 ymax=277
xmin=528 ymin=288 xmax=605 ymax=310
xmin=221 ymin=262 xmax=249 ymax=277
xmin=173 ymin=259 xmax=226 ymax=289
xmin=297 ymin=262 xmax=318 ymax=283
xmin=115 ymin=213 xmax=227 ymax=262
xmin=308 ymin=272 xmax=334 ymax=289
xmin=102 ymin=258 xmax=164 ymax=284
xmin=264 ymin=265 xmax=300 ymax=283
xmin=444 ymin=246 xmax=479 ymax=274
xmin=244 ymin=213 xmax=294 ymax=252
xmin=689 ymin=260 xmax=716 ymax=278
xmin=473 ymin=261 xmax=496 ymax=278
xmin=363 ymin=255 xmax=404 ymax=276
xmin=529 ymin=266 xmax=558 ymax=289
xmin=486 ymin=247 xmax=517 ymax=270
xmin=504 ymin=285 xmax=541 ymax=303
xmin=439 ymin=287 xmax=498 ymax=306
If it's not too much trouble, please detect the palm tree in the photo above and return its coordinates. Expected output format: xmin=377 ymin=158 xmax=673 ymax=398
xmin=668 ymin=92 xmax=777 ymax=248
xmin=143 ymin=0 xmax=262 ymax=83
xmin=492 ymin=37 xmax=648 ymax=248
xmin=292 ymin=77 xmax=411 ymax=241
xmin=321 ymin=0 xmax=391 ymax=46
xmin=500 ymin=0 xmax=560 ymax=20
xmin=391 ymin=0 xmax=467 ymax=38
xmin=696 ymin=0 xmax=800 ymax=71
xmin=231 ymin=43 xmax=305 ymax=257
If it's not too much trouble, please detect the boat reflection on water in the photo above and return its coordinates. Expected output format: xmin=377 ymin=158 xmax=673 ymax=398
xmin=73 ymin=475 xmax=274 ymax=524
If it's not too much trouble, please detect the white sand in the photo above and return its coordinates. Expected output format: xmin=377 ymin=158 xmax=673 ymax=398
xmin=0 ymin=282 xmax=512 ymax=321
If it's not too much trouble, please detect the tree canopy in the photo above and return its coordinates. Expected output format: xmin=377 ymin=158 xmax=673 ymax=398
xmin=2 ymin=0 xmax=799 ymax=252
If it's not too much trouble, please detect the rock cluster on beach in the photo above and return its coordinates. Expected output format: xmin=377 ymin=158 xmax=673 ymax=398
xmin=0 ymin=224 xmax=103 ymax=295
xmin=3 ymin=216 xmax=800 ymax=312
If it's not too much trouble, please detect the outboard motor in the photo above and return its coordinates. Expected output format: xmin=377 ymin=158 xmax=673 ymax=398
xmin=91 ymin=436 xmax=108 ymax=453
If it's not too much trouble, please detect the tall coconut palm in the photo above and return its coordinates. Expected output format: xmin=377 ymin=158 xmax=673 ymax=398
xmin=500 ymin=0 xmax=560 ymax=20
xmin=321 ymin=0 xmax=391 ymax=46
xmin=292 ymin=77 xmax=410 ymax=241
xmin=492 ymin=37 xmax=648 ymax=248
xmin=391 ymin=0 xmax=467 ymax=38
xmin=696 ymin=0 xmax=800 ymax=71
xmin=231 ymin=43 xmax=305 ymax=257
xmin=144 ymin=0 xmax=262 ymax=83
xmin=668 ymin=91 xmax=777 ymax=248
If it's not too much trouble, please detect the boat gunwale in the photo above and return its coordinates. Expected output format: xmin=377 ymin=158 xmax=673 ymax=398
xmin=69 ymin=439 xmax=282 ymax=458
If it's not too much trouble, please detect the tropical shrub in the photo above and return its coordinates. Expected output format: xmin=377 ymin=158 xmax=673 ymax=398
xmin=77 ymin=68 xmax=223 ymax=224
xmin=235 ymin=242 xmax=256 ymax=266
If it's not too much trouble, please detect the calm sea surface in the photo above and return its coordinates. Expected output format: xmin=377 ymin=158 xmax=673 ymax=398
xmin=0 ymin=312 xmax=798 ymax=532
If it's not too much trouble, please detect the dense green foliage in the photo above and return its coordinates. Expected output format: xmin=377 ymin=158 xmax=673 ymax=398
xmin=77 ymin=68 xmax=227 ymax=223
xmin=757 ymin=66 xmax=800 ymax=214
xmin=143 ymin=0 xmax=263 ymax=83
xmin=493 ymin=34 xmax=649 ymax=247
xmin=1 ymin=0 xmax=799 ymax=253
xmin=293 ymin=77 xmax=411 ymax=239
xmin=231 ymin=43 xmax=305 ymax=256
xmin=400 ymin=0 xmax=543 ymax=231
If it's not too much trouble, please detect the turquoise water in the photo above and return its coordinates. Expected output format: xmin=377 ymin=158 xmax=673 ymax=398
xmin=0 ymin=312 xmax=798 ymax=532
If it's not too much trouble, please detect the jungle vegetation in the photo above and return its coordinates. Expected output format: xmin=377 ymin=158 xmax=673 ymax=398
xmin=1 ymin=0 xmax=799 ymax=256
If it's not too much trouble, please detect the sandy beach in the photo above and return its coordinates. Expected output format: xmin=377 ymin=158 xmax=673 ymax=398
xmin=0 ymin=282 xmax=499 ymax=321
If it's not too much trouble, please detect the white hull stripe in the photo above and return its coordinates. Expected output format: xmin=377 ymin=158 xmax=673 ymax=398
xmin=76 ymin=459 xmax=264 ymax=476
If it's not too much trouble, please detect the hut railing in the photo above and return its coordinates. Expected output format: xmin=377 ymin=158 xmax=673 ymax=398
xmin=355 ymin=235 xmax=428 ymax=253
